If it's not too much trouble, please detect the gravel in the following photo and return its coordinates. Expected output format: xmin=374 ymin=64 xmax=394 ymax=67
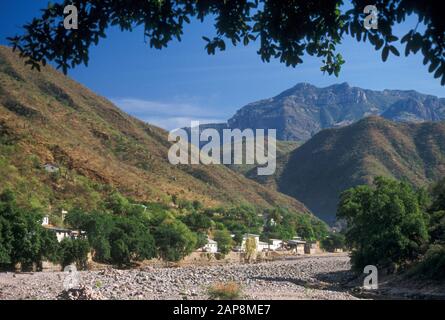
xmin=0 ymin=253 xmax=359 ymax=300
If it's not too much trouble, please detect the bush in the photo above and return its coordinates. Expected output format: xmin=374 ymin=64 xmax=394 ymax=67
xmin=59 ymin=238 xmax=90 ymax=269
xmin=214 ymin=229 xmax=232 ymax=254
xmin=154 ymin=219 xmax=197 ymax=262
xmin=108 ymin=217 xmax=156 ymax=266
xmin=263 ymin=207 xmax=328 ymax=241
xmin=0 ymin=189 xmax=60 ymax=270
xmin=65 ymin=209 xmax=155 ymax=266
xmin=409 ymin=245 xmax=445 ymax=280
xmin=321 ymin=232 xmax=346 ymax=252
xmin=207 ymin=282 xmax=242 ymax=300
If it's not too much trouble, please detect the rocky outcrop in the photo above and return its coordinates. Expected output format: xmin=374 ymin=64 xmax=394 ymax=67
xmin=205 ymin=83 xmax=445 ymax=141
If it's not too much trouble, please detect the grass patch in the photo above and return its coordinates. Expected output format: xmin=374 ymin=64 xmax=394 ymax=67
xmin=207 ymin=281 xmax=242 ymax=300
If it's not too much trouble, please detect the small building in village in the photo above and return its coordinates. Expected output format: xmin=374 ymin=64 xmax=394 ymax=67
xmin=286 ymin=236 xmax=306 ymax=255
xmin=304 ymin=241 xmax=320 ymax=255
xmin=43 ymin=163 xmax=59 ymax=173
xmin=269 ymin=239 xmax=284 ymax=251
xmin=241 ymin=234 xmax=270 ymax=252
xmin=42 ymin=215 xmax=86 ymax=242
xmin=202 ymin=238 xmax=218 ymax=253
xmin=258 ymin=241 xmax=269 ymax=252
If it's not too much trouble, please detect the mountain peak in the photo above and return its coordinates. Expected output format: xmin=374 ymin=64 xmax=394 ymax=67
xmin=329 ymin=82 xmax=350 ymax=89
xmin=226 ymin=82 xmax=445 ymax=141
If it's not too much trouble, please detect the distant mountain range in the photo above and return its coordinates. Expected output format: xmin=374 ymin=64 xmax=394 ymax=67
xmin=202 ymin=82 xmax=445 ymax=141
xmin=0 ymin=46 xmax=309 ymax=214
xmin=247 ymin=116 xmax=445 ymax=223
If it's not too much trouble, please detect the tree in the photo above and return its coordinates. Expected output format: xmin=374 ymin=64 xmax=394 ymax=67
xmin=320 ymin=232 xmax=346 ymax=252
xmin=59 ymin=238 xmax=90 ymax=269
xmin=8 ymin=1 xmax=445 ymax=85
xmin=263 ymin=207 xmax=328 ymax=241
xmin=214 ymin=229 xmax=233 ymax=254
xmin=66 ymin=210 xmax=114 ymax=262
xmin=195 ymin=232 xmax=208 ymax=250
xmin=244 ymin=236 xmax=257 ymax=262
xmin=0 ymin=189 xmax=60 ymax=270
xmin=105 ymin=191 xmax=130 ymax=215
xmin=338 ymin=177 xmax=429 ymax=271
xmin=154 ymin=219 xmax=197 ymax=262
xmin=65 ymin=209 xmax=156 ymax=266
xmin=181 ymin=211 xmax=212 ymax=233
xmin=428 ymin=179 xmax=445 ymax=244
xmin=411 ymin=179 xmax=445 ymax=280
xmin=108 ymin=216 xmax=156 ymax=266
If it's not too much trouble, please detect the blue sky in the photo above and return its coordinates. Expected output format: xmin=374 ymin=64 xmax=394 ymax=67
xmin=1 ymin=1 xmax=444 ymax=130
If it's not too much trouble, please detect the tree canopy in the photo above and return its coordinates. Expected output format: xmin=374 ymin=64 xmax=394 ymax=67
xmin=7 ymin=0 xmax=445 ymax=84
xmin=338 ymin=176 xmax=429 ymax=271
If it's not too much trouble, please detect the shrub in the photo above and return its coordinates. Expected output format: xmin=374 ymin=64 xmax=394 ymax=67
xmin=410 ymin=245 xmax=445 ymax=280
xmin=214 ymin=229 xmax=232 ymax=254
xmin=154 ymin=219 xmax=197 ymax=262
xmin=59 ymin=238 xmax=90 ymax=269
xmin=0 ymin=189 xmax=60 ymax=270
xmin=207 ymin=282 xmax=242 ymax=300
xmin=321 ymin=232 xmax=346 ymax=252
xmin=65 ymin=209 xmax=155 ymax=266
xmin=244 ymin=236 xmax=257 ymax=262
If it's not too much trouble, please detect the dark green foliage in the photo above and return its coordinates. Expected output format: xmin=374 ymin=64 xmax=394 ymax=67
xmin=66 ymin=210 xmax=113 ymax=262
xmin=321 ymin=232 xmax=346 ymax=252
xmin=154 ymin=219 xmax=197 ymax=262
xmin=338 ymin=177 xmax=429 ymax=271
xmin=0 ymin=189 xmax=60 ymax=270
xmin=428 ymin=210 xmax=445 ymax=245
xmin=409 ymin=244 xmax=445 ymax=280
xmin=105 ymin=191 xmax=131 ymax=215
xmin=180 ymin=211 xmax=212 ymax=233
xmin=263 ymin=207 xmax=328 ymax=242
xmin=412 ymin=178 xmax=445 ymax=279
xmin=65 ymin=209 xmax=155 ymax=266
xmin=59 ymin=238 xmax=90 ymax=269
xmin=213 ymin=229 xmax=233 ymax=254
xmin=207 ymin=204 xmax=263 ymax=243
xmin=195 ymin=232 xmax=208 ymax=249
xmin=108 ymin=216 xmax=156 ymax=266
xmin=8 ymin=1 xmax=445 ymax=85
xmin=1 ymin=187 xmax=327 ymax=268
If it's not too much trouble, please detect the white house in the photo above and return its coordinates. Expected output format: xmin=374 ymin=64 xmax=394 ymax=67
xmin=240 ymin=234 xmax=270 ymax=252
xmin=202 ymin=238 xmax=218 ymax=253
xmin=42 ymin=216 xmax=50 ymax=226
xmin=258 ymin=241 xmax=269 ymax=252
xmin=43 ymin=163 xmax=59 ymax=173
xmin=41 ymin=216 xmax=86 ymax=242
xmin=269 ymin=239 xmax=283 ymax=251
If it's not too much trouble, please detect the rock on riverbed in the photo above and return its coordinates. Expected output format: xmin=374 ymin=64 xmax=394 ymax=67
xmin=0 ymin=253 xmax=359 ymax=300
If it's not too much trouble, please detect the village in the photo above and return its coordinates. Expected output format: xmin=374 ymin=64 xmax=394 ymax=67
xmin=41 ymin=211 xmax=335 ymax=271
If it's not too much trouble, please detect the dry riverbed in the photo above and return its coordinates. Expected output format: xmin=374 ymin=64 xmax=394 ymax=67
xmin=0 ymin=253 xmax=362 ymax=300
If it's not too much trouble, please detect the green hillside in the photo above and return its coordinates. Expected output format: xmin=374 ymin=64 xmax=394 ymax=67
xmin=250 ymin=116 xmax=445 ymax=223
xmin=0 ymin=46 xmax=310 ymax=217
